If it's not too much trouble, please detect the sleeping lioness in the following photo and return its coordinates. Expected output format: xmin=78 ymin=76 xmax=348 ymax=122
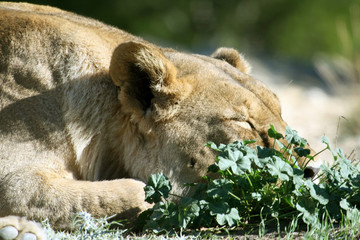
xmin=0 ymin=2 xmax=319 ymax=240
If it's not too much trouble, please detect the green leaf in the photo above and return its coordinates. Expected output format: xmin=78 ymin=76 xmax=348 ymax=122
xmin=216 ymin=144 xmax=253 ymax=175
xmin=205 ymin=142 xmax=220 ymax=151
xmin=325 ymin=201 xmax=342 ymax=220
xmin=301 ymin=210 xmax=318 ymax=225
xmin=321 ymin=135 xmax=337 ymax=161
xmin=251 ymin=192 xmax=262 ymax=201
xmin=257 ymin=146 xmax=276 ymax=158
xmin=149 ymin=202 xmax=167 ymax=221
xmin=227 ymin=145 xmax=243 ymax=162
xmin=233 ymin=155 xmax=252 ymax=175
xmin=336 ymin=150 xmax=359 ymax=179
xmin=276 ymin=139 xmax=286 ymax=150
xmin=243 ymin=139 xmax=257 ymax=145
xmin=136 ymin=208 xmax=154 ymax=230
xmin=292 ymin=168 xmax=305 ymax=195
xmin=179 ymin=198 xmax=200 ymax=220
xmin=144 ymin=173 xmax=172 ymax=203
xmin=207 ymin=163 xmax=219 ymax=173
xmin=256 ymin=146 xmax=275 ymax=168
xmin=337 ymin=148 xmax=348 ymax=160
xmin=268 ymin=124 xmax=284 ymax=140
xmin=285 ymin=126 xmax=307 ymax=147
xmin=206 ymin=142 xmax=227 ymax=152
xmin=266 ymin=156 xmax=293 ymax=181
xmin=304 ymin=180 xmax=329 ymax=205
xmin=296 ymin=196 xmax=317 ymax=214
xmin=339 ymin=158 xmax=354 ymax=179
xmin=294 ymin=147 xmax=311 ymax=158
xmin=209 ymin=201 xmax=230 ymax=215
xmin=177 ymin=198 xmax=200 ymax=228
xmin=215 ymin=208 xmax=240 ymax=226
xmin=217 ymin=156 xmax=237 ymax=171
xmin=339 ymin=198 xmax=351 ymax=210
xmin=207 ymin=179 xmax=232 ymax=199
xmin=320 ymin=164 xmax=342 ymax=184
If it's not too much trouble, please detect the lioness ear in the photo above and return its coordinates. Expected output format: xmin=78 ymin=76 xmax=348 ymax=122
xmin=211 ymin=47 xmax=251 ymax=74
xmin=109 ymin=41 xmax=177 ymax=112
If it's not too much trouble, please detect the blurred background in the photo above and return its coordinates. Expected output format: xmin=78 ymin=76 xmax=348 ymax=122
xmin=9 ymin=0 xmax=360 ymax=162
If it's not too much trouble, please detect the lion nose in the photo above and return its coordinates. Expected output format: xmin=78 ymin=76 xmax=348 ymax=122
xmin=304 ymin=166 xmax=320 ymax=179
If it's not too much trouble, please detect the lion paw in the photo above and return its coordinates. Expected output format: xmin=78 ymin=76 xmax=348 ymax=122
xmin=0 ymin=216 xmax=46 ymax=240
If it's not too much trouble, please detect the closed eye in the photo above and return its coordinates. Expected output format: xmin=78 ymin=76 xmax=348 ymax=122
xmin=226 ymin=117 xmax=255 ymax=131
xmin=235 ymin=121 xmax=253 ymax=130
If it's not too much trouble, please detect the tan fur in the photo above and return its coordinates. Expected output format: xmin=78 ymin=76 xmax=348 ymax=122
xmin=0 ymin=2 xmax=318 ymax=238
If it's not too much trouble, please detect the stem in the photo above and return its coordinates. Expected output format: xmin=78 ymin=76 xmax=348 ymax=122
xmin=277 ymin=210 xmax=299 ymax=220
xmin=238 ymin=222 xmax=260 ymax=227
xmin=328 ymin=178 xmax=351 ymax=195
xmin=312 ymin=161 xmax=339 ymax=182
xmin=272 ymin=139 xmax=276 ymax=150
xmin=312 ymin=172 xmax=324 ymax=182
xmin=262 ymin=210 xmax=298 ymax=225
xmin=300 ymin=147 xmax=327 ymax=170
xmin=245 ymin=173 xmax=253 ymax=188
xmin=242 ymin=190 xmax=250 ymax=205
xmin=281 ymin=144 xmax=290 ymax=157
xmin=288 ymin=145 xmax=294 ymax=163
xmin=228 ymin=191 xmax=241 ymax=201
xmin=303 ymin=157 xmax=313 ymax=168
xmin=169 ymin=193 xmax=184 ymax=199
xmin=312 ymin=147 xmax=328 ymax=159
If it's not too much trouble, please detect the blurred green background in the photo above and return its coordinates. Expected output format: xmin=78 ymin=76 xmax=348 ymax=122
xmin=7 ymin=0 xmax=360 ymax=62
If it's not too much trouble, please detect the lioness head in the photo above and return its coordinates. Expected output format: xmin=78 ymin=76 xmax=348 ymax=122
xmin=109 ymin=42 xmax=315 ymax=195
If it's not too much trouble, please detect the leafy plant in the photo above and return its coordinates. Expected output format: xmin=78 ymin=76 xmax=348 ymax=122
xmin=137 ymin=125 xmax=360 ymax=235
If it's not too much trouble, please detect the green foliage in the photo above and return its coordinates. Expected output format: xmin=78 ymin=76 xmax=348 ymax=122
xmin=144 ymin=173 xmax=172 ymax=203
xmin=138 ymin=125 xmax=360 ymax=235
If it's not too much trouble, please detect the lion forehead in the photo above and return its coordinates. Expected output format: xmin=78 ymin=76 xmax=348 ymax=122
xmin=164 ymin=51 xmax=281 ymax=115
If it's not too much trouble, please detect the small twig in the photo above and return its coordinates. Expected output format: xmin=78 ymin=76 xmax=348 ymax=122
xmin=335 ymin=115 xmax=347 ymax=149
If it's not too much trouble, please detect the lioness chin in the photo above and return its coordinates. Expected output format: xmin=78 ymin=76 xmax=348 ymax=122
xmin=0 ymin=2 xmax=319 ymax=240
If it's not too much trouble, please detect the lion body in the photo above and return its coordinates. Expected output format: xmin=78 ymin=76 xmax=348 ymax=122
xmin=0 ymin=3 xmax=310 ymax=239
